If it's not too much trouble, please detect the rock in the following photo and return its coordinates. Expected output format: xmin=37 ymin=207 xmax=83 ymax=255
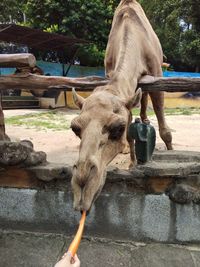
xmin=0 ymin=141 xmax=46 ymax=167
xmin=28 ymin=163 xmax=72 ymax=181
xmin=20 ymin=140 xmax=34 ymax=150
xmin=24 ymin=151 xmax=47 ymax=167
xmin=166 ymin=183 xmax=200 ymax=204
xmin=0 ymin=141 xmax=29 ymax=165
xmin=193 ymin=188 xmax=200 ymax=204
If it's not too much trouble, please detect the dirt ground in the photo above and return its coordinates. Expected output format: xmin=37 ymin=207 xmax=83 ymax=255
xmin=4 ymin=108 xmax=200 ymax=169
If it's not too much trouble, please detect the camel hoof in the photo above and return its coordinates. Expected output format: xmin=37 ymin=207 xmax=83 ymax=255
xmin=122 ymin=146 xmax=130 ymax=154
xmin=129 ymin=161 xmax=136 ymax=169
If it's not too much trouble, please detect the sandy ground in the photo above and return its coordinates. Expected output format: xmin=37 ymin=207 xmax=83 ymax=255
xmin=4 ymin=109 xmax=200 ymax=169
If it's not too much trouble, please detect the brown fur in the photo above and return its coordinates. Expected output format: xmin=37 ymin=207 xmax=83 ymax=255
xmin=71 ymin=0 xmax=172 ymax=212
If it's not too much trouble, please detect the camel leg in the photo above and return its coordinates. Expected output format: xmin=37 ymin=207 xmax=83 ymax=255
xmin=126 ymin=111 xmax=136 ymax=167
xmin=140 ymin=92 xmax=149 ymax=122
xmin=149 ymin=91 xmax=173 ymax=150
xmin=128 ymin=137 xmax=136 ymax=168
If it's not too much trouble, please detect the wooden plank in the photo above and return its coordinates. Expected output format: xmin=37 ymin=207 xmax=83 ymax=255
xmin=0 ymin=73 xmax=200 ymax=92
xmin=0 ymin=53 xmax=36 ymax=68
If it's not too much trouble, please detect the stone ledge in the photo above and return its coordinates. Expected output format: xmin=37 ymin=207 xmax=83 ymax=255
xmin=26 ymin=150 xmax=200 ymax=182
xmin=152 ymin=150 xmax=200 ymax=163
xmin=136 ymin=162 xmax=200 ymax=178
xmin=0 ymin=149 xmax=199 ymax=183
xmin=0 ymin=150 xmax=199 ymax=204
xmin=0 ymin=149 xmax=199 ymax=208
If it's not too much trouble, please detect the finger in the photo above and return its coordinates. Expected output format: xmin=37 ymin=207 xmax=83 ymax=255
xmin=73 ymin=254 xmax=78 ymax=261
xmin=62 ymin=251 xmax=72 ymax=260
xmin=70 ymin=257 xmax=75 ymax=264
xmin=61 ymin=252 xmax=67 ymax=259
xmin=73 ymin=254 xmax=80 ymax=264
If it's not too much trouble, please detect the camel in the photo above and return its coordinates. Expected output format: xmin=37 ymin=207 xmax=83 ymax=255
xmin=71 ymin=0 xmax=173 ymax=212
xmin=14 ymin=66 xmax=46 ymax=97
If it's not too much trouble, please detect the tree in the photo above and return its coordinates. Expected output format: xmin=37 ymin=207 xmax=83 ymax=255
xmin=178 ymin=0 xmax=200 ymax=72
xmin=23 ymin=0 xmax=118 ymax=65
xmin=0 ymin=0 xmax=26 ymax=23
xmin=1 ymin=0 xmax=199 ymax=70
xmin=139 ymin=0 xmax=200 ymax=72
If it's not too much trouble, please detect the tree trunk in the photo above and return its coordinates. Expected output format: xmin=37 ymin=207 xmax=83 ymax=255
xmin=0 ymin=54 xmax=36 ymax=68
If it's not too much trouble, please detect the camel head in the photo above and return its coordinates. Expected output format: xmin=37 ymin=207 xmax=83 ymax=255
xmin=71 ymin=86 xmax=141 ymax=212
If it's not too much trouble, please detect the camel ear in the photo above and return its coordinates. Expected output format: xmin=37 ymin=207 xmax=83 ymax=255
xmin=72 ymin=88 xmax=85 ymax=109
xmin=125 ymin=88 xmax=142 ymax=110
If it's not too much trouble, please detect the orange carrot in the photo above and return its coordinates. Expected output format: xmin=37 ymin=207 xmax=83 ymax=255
xmin=68 ymin=211 xmax=86 ymax=257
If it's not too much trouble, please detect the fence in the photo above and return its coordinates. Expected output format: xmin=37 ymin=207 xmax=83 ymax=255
xmin=0 ymin=53 xmax=200 ymax=139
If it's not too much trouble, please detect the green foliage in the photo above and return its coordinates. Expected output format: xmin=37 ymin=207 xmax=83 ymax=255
xmin=22 ymin=0 xmax=118 ymax=65
xmin=78 ymin=44 xmax=105 ymax=67
xmin=45 ymin=24 xmax=59 ymax=33
xmin=180 ymin=30 xmax=200 ymax=70
xmin=0 ymin=0 xmax=26 ymax=23
xmin=1 ymin=0 xmax=199 ymax=70
xmin=24 ymin=0 xmax=116 ymax=46
xmin=139 ymin=0 xmax=200 ymax=71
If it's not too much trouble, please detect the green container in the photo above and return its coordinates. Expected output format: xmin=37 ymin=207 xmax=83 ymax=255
xmin=128 ymin=118 xmax=156 ymax=164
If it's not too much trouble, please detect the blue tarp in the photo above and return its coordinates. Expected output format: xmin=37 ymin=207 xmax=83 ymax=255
xmin=0 ymin=60 xmax=200 ymax=78
xmin=0 ymin=60 xmax=105 ymax=77
xmin=163 ymin=71 xmax=200 ymax=78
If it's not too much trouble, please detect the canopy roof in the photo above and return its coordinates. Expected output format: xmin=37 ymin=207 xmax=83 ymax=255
xmin=0 ymin=24 xmax=88 ymax=51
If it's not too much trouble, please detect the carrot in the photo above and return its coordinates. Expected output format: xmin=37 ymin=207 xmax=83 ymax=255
xmin=68 ymin=211 xmax=86 ymax=257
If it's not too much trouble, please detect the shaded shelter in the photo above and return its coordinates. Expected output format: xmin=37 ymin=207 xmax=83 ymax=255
xmin=0 ymin=24 xmax=89 ymax=75
xmin=0 ymin=24 xmax=89 ymax=105
xmin=0 ymin=24 xmax=87 ymax=52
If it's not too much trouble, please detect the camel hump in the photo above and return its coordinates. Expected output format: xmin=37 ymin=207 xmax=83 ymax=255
xmin=122 ymin=0 xmax=134 ymax=4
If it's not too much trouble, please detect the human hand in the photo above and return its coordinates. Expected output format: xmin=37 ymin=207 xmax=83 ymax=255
xmin=54 ymin=252 xmax=80 ymax=267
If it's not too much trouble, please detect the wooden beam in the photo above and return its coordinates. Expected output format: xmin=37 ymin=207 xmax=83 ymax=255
xmin=138 ymin=75 xmax=200 ymax=92
xmin=0 ymin=73 xmax=200 ymax=92
xmin=0 ymin=54 xmax=36 ymax=68
xmin=0 ymin=74 xmax=109 ymax=91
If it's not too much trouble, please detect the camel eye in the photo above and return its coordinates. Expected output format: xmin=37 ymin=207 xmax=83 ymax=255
xmin=108 ymin=124 xmax=125 ymax=140
xmin=71 ymin=125 xmax=81 ymax=137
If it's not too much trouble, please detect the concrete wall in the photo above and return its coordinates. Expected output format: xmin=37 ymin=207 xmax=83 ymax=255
xmin=1 ymin=186 xmax=200 ymax=244
xmin=1 ymin=150 xmax=200 ymax=244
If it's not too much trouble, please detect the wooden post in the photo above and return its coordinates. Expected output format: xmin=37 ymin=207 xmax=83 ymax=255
xmin=0 ymin=93 xmax=9 ymax=140
xmin=0 ymin=54 xmax=36 ymax=68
